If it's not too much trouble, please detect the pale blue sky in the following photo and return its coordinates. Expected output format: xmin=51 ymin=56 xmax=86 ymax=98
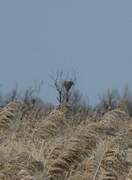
xmin=0 ymin=1 xmax=132 ymax=104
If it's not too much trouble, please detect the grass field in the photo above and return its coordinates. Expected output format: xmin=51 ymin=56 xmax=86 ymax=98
xmin=0 ymin=101 xmax=132 ymax=180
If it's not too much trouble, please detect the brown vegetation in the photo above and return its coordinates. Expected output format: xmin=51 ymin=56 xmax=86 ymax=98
xmin=0 ymin=87 xmax=132 ymax=180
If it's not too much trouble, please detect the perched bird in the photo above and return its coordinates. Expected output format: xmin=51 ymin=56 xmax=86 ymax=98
xmin=63 ymin=80 xmax=74 ymax=92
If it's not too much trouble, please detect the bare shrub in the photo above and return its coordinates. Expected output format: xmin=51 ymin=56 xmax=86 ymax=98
xmin=120 ymin=85 xmax=132 ymax=116
xmin=97 ymin=89 xmax=120 ymax=112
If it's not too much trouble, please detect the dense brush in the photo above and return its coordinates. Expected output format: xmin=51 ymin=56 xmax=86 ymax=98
xmin=125 ymin=167 xmax=132 ymax=180
xmin=67 ymin=158 xmax=98 ymax=180
xmin=0 ymin=102 xmax=20 ymax=130
xmin=0 ymin=152 xmax=44 ymax=180
xmin=34 ymin=106 xmax=69 ymax=140
xmin=46 ymin=126 xmax=99 ymax=179
xmin=97 ymin=109 xmax=129 ymax=136
xmin=98 ymin=145 xmax=127 ymax=180
xmin=0 ymin=101 xmax=132 ymax=179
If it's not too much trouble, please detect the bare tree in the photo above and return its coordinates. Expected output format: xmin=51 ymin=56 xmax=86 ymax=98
xmin=98 ymin=89 xmax=120 ymax=112
xmin=50 ymin=71 xmax=76 ymax=104
xmin=120 ymin=84 xmax=132 ymax=116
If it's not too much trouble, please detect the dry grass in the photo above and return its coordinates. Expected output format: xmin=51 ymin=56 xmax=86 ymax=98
xmin=0 ymin=102 xmax=20 ymax=130
xmin=0 ymin=102 xmax=132 ymax=179
xmin=126 ymin=167 xmax=132 ymax=180
xmin=33 ymin=105 xmax=70 ymax=141
xmin=46 ymin=129 xmax=98 ymax=179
